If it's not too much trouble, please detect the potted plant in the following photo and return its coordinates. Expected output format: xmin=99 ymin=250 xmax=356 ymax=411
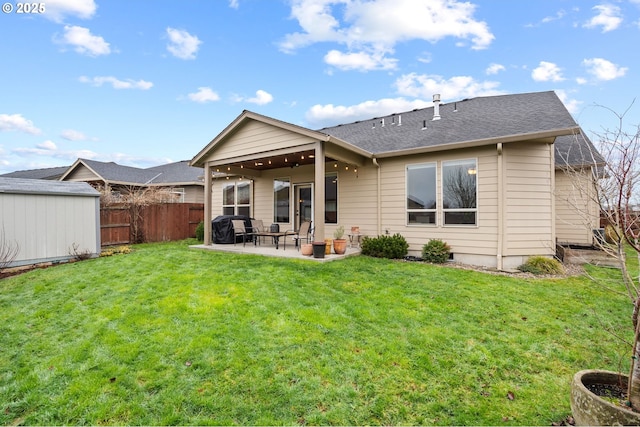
xmin=333 ymin=225 xmax=347 ymax=255
xmin=563 ymin=110 xmax=640 ymax=425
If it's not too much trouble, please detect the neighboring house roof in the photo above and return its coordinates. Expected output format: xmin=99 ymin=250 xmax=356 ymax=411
xmin=0 ymin=165 xmax=70 ymax=180
xmin=145 ymin=160 xmax=205 ymax=184
xmin=59 ymin=159 xmax=204 ymax=186
xmin=317 ymin=91 xmax=579 ymax=156
xmin=0 ymin=177 xmax=99 ymax=197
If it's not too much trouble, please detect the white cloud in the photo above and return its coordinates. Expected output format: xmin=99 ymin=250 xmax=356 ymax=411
xmin=555 ymin=90 xmax=582 ymax=114
xmin=44 ymin=0 xmax=97 ymax=22
xmin=306 ymin=98 xmax=432 ymax=127
xmin=247 ymin=90 xmax=274 ymax=105
xmin=229 ymin=0 xmax=239 ymax=9
xmin=280 ymin=0 xmax=494 ymax=70
xmin=486 ymin=63 xmax=505 ymax=75
xmin=541 ymin=9 xmax=567 ymax=24
xmin=187 ymin=87 xmax=220 ymax=103
xmin=56 ymin=25 xmax=111 ymax=56
xmin=394 ymin=73 xmax=503 ymax=100
xmin=582 ymin=57 xmax=628 ymax=81
xmin=79 ymin=76 xmax=153 ymax=90
xmin=61 ymin=129 xmax=97 ymax=141
xmin=531 ymin=61 xmax=564 ymax=82
xmin=12 ymin=140 xmax=96 ymax=160
xmin=324 ymin=49 xmax=398 ymax=71
xmin=584 ymin=4 xmax=622 ymax=32
xmin=0 ymin=114 xmax=42 ymax=135
xmin=166 ymin=28 xmax=202 ymax=60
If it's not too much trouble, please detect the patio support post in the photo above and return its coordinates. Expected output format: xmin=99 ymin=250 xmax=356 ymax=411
xmin=314 ymin=141 xmax=325 ymax=241
xmin=204 ymin=162 xmax=212 ymax=245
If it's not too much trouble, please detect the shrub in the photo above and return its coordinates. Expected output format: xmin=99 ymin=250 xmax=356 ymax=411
xmin=195 ymin=221 xmax=205 ymax=241
xmin=361 ymin=233 xmax=408 ymax=259
xmin=100 ymin=246 xmax=132 ymax=257
xmin=517 ymin=256 xmax=564 ymax=275
xmin=422 ymin=239 xmax=451 ymax=263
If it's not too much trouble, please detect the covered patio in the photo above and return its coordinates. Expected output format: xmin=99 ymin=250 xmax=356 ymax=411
xmin=189 ymin=110 xmax=372 ymax=248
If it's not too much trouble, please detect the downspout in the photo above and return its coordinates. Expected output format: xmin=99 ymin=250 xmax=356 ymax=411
xmin=373 ymin=157 xmax=381 ymax=236
xmin=497 ymin=143 xmax=504 ymax=270
xmin=204 ymin=162 xmax=212 ymax=246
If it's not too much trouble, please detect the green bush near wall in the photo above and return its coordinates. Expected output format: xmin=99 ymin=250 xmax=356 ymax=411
xmin=361 ymin=233 xmax=409 ymax=259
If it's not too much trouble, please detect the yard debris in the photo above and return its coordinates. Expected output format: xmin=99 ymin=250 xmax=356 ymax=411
xmin=507 ymin=391 xmax=515 ymax=400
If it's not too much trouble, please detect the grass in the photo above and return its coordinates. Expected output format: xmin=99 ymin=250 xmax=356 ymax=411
xmin=0 ymin=239 xmax=634 ymax=425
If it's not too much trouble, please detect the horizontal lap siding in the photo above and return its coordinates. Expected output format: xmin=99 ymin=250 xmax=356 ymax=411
xmin=65 ymin=165 xmax=98 ymax=181
xmin=504 ymin=142 xmax=554 ymax=256
xmin=555 ymin=169 xmax=597 ymax=245
xmin=211 ymin=121 xmax=317 ymax=161
xmin=378 ymin=146 xmax=499 ymax=256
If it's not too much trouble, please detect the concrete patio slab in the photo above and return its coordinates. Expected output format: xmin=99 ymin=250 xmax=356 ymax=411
xmin=189 ymin=242 xmax=361 ymax=262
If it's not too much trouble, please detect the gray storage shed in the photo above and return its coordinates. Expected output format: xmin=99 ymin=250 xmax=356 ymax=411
xmin=0 ymin=177 xmax=101 ymax=268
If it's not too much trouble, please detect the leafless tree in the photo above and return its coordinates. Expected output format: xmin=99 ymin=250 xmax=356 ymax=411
xmin=559 ymin=101 xmax=640 ymax=407
xmin=97 ymin=184 xmax=178 ymax=243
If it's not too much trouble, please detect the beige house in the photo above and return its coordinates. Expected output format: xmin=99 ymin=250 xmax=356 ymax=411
xmin=190 ymin=91 xmax=602 ymax=269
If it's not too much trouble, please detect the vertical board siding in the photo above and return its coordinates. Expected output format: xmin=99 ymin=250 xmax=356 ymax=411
xmin=1 ymin=193 xmax=99 ymax=266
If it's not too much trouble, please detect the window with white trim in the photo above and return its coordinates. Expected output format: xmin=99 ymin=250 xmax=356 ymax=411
xmin=274 ymin=178 xmax=290 ymax=223
xmin=222 ymin=180 xmax=251 ymax=216
xmin=407 ymin=163 xmax=437 ymax=224
xmin=325 ymin=173 xmax=338 ymax=224
xmin=442 ymin=159 xmax=477 ymax=225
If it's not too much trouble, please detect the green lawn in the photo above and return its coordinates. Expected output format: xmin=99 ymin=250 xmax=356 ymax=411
xmin=0 ymin=240 xmax=633 ymax=425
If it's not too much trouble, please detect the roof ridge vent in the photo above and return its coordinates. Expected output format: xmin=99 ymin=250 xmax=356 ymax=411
xmin=432 ymin=94 xmax=441 ymax=121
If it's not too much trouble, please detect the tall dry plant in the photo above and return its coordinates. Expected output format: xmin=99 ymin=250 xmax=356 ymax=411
xmin=97 ymin=184 xmax=179 ymax=243
xmin=0 ymin=225 xmax=20 ymax=272
xmin=558 ymin=102 xmax=640 ymax=407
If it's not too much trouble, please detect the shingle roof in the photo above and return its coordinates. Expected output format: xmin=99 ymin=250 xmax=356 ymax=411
xmin=318 ymin=91 xmax=579 ymax=155
xmin=0 ymin=166 xmax=69 ymax=180
xmin=78 ymin=159 xmax=161 ymax=184
xmin=145 ymin=160 xmax=204 ymax=184
xmin=0 ymin=177 xmax=99 ymax=196
xmin=554 ymin=133 xmax=606 ymax=167
xmin=70 ymin=159 xmax=203 ymax=185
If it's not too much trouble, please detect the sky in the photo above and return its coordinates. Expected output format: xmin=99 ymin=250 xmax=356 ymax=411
xmin=0 ymin=0 xmax=639 ymax=175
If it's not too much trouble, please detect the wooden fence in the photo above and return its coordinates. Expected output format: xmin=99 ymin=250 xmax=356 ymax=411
xmin=100 ymin=203 xmax=204 ymax=246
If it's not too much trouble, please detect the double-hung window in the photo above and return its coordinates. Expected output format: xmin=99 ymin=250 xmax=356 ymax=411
xmin=407 ymin=163 xmax=437 ymax=224
xmin=222 ymin=180 xmax=251 ymax=216
xmin=442 ymin=159 xmax=477 ymax=225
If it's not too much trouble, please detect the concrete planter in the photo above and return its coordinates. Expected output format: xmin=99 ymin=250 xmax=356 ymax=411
xmin=571 ymin=369 xmax=640 ymax=426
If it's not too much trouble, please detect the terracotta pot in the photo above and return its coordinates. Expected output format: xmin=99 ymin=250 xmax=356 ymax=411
xmin=571 ymin=369 xmax=640 ymax=426
xmin=324 ymin=238 xmax=332 ymax=254
xmin=333 ymin=239 xmax=347 ymax=255
xmin=301 ymin=243 xmax=313 ymax=256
